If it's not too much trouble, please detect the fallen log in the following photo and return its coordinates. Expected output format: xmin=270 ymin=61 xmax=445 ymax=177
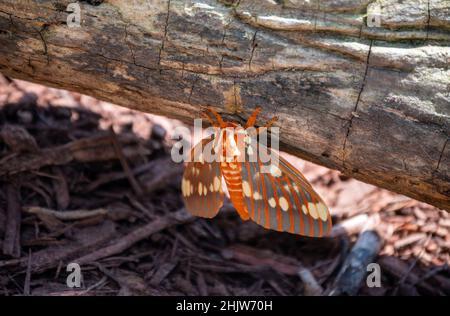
xmin=0 ymin=0 xmax=449 ymax=210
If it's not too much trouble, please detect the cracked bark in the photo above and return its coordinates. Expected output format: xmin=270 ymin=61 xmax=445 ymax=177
xmin=0 ymin=0 xmax=449 ymax=210
xmin=157 ymin=0 xmax=171 ymax=72
xmin=342 ymin=40 xmax=373 ymax=168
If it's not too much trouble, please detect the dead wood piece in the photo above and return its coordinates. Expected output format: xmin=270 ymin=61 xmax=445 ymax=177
xmin=221 ymin=243 xmax=324 ymax=295
xmin=75 ymin=209 xmax=194 ymax=264
xmin=24 ymin=250 xmax=32 ymax=296
xmin=267 ymin=279 xmax=288 ymax=296
xmin=51 ymin=167 xmax=70 ymax=210
xmin=433 ymin=275 xmax=450 ymax=295
xmin=0 ymin=124 xmax=38 ymax=153
xmin=34 ymin=212 xmax=65 ymax=233
xmin=149 ymin=261 xmax=179 ymax=286
xmin=126 ymin=195 xmax=154 ymax=219
xmin=378 ymin=256 xmax=437 ymax=295
xmin=0 ymin=206 xmax=6 ymax=236
xmin=394 ymin=233 xmax=427 ymax=249
xmin=85 ymin=160 xmax=157 ymax=192
xmin=109 ymin=128 xmax=143 ymax=196
xmin=0 ymin=134 xmax=150 ymax=176
xmin=24 ymin=206 xmax=108 ymax=221
xmin=191 ymin=263 xmax=265 ymax=274
xmin=329 ymin=214 xmax=369 ymax=238
xmin=222 ymin=244 xmax=299 ymax=276
xmin=2 ymin=183 xmax=22 ymax=258
xmin=0 ymin=220 xmax=117 ymax=272
xmin=196 ymin=271 xmax=208 ymax=296
xmin=328 ymin=216 xmax=383 ymax=296
xmin=138 ymin=158 xmax=183 ymax=193
xmin=96 ymin=264 xmax=149 ymax=295
xmin=298 ymin=266 xmax=324 ymax=296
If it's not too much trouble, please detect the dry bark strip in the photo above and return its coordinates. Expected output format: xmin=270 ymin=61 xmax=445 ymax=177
xmin=2 ymin=183 xmax=22 ymax=258
xmin=24 ymin=206 xmax=109 ymax=221
xmin=0 ymin=1 xmax=449 ymax=210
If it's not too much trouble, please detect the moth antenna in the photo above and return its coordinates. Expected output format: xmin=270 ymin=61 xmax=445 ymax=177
xmin=205 ymin=107 xmax=226 ymax=128
xmin=263 ymin=116 xmax=278 ymax=128
xmin=201 ymin=110 xmax=217 ymax=126
xmin=255 ymin=116 xmax=278 ymax=135
xmin=245 ymin=107 xmax=262 ymax=128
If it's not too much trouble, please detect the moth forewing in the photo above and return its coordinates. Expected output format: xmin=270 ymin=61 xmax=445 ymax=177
xmin=202 ymin=133 xmax=221 ymax=164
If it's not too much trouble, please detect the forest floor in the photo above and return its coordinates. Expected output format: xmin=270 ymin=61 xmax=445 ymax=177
xmin=0 ymin=76 xmax=449 ymax=296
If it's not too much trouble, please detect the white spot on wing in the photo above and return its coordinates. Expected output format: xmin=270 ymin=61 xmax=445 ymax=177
xmin=269 ymin=165 xmax=282 ymax=177
xmin=213 ymin=176 xmax=221 ymax=191
xmin=317 ymin=202 xmax=328 ymax=221
xmin=279 ymin=197 xmax=289 ymax=211
xmin=308 ymin=202 xmax=319 ymax=219
xmin=242 ymin=181 xmax=251 ymax=197
xmin=268 ymin=197 xmax=276 ymax=208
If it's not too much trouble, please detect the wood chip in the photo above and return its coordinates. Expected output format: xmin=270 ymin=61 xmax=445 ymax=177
xmin=24 ymin=206 xmax=108 ymax=221
xmin=2 ymin=183 xmax=22 ymax=258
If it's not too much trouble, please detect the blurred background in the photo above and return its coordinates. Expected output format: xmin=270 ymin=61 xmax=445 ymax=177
xmin=0 ymin=76 xmax=449 ymax=296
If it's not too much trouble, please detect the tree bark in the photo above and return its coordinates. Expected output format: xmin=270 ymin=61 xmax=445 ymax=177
xmin=0 ymin=0 xmax=449 ymax=210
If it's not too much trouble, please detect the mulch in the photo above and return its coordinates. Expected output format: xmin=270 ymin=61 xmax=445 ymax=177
xmin=0 ymin=76 xmax=449 ymax=296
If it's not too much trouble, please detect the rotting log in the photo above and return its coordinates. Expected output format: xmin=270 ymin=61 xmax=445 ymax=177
xmin=0 ymin=0 xmax=449 ymax=210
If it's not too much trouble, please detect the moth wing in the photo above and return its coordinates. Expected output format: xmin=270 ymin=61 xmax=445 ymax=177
xmin=182 ymin=136 xmax=224 ymax=218
xmin=240 ymin=143 xmax=332 ymax=237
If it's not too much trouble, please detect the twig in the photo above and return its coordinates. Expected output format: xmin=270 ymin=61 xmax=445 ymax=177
xmin=24 ymin=206 xmax=108 ymax=221
xmin=394 ymin=233 xmax=427 ymax=249
xmin=23 ymin=249 xmax=32 ymax=295
xmin=51 ymin=166 xmax=70 ymax=210
xmin=3 ymin=183 xmax=22 ymax=258
xmin=412 ymin=264 xmax=449 ymax=287
xmin=0 ymin=124 xmax=39 ymax=153
xmin=222 ymin=244 xmax=299 ymax=275
xmin=75 ymin=209 xmax=194 ymax=264
xmin=0 ymin=221 xmax=117 ymax=271
xmin=85 ymin=161 xmax=157 ymax=192
xmin=109 ymin=128 xmax=143 ymax=196
xmin=379 ymin=256 xmax=437 ymax=295
xmin=329 ymin=214 xmax=369 ymax=238
xmin=392 ymin=234 xmax=432 ymax=295
xmin=298 ymin=266 xmax=323 ymax=296
xmin=149 ymin=261 xmax=179 ymax=286
xmin=196 ymin=271 xmax=208 ymax=296
xmin=222 ymin=244 xmax=322 ymax=295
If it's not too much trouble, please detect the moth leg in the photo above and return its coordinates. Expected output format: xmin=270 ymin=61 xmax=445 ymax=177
xmin=262 ymin=116 xmax=278 ymax=129
xmin=253 ymin=116 xmax=278 ymax=135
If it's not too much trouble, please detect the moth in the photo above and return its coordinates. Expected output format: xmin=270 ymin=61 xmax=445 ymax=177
xmin=181 ymin=107 xmax=332 ymax=237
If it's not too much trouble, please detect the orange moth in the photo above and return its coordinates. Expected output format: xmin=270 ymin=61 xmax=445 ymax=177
xmin=181 ymin=107 xmax=332 ymax=237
